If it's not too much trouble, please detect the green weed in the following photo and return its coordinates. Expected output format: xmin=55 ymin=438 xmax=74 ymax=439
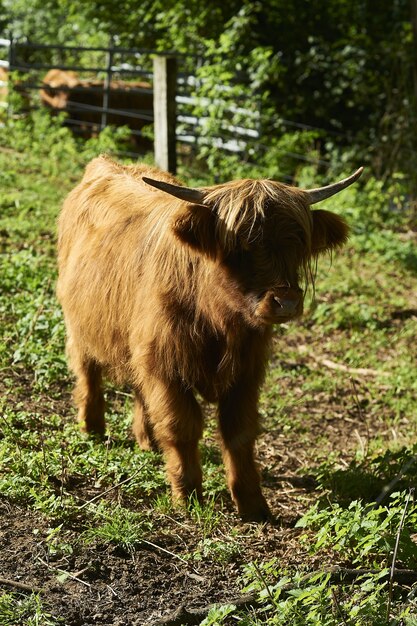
xmin=199 ymin=603 xmax=237 ymax=625
xmin=82 ymin=503 xmax=153 ymax=553
xmin=0 ymin=592 xmax=62 ymax=626
xmin=191 ymin=535 xmax=241 ymax=563
xmin=296 ymin=492 xmax=417 ymax=568
xmin=240 ymin=562 xmax=415 ymax=625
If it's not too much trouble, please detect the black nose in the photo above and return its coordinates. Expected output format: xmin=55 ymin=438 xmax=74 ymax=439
xmin=274 ymin=296 xmax=300 ymax=314
xmin=272 ymin=286 xmax=303 ymax=317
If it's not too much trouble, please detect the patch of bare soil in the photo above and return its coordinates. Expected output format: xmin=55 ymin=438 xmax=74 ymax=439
xmin=0 ymin=495 xmax=313 ymax=626
xmin=0 ymin=430 xmax=370 ymax=626
xmin=0 ymin=332 xmax=411 ymax=625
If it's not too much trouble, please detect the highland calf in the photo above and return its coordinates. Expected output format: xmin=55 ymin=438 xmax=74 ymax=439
xmin=57 ymin=156 xmax=362 ymax=521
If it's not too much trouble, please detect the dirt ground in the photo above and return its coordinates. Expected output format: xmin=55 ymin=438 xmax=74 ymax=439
xmin=2 ymin=310 xmax=415 ymax=626
xmin=0 ymin=478 xmax=313 ymax=625
xmin=0 ymin=364 xmax=393 ymax=626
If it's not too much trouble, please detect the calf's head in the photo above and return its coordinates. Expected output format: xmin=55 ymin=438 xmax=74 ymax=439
xmin=143 ymin=168 xmax=362 ymax=326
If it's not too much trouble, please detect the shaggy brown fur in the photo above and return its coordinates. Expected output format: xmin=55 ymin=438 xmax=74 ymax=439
xmin=57 ymin=155 xmax=349 ymax=521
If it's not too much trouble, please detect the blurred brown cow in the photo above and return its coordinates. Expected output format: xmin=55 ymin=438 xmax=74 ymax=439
xmin=0 ymin=66 xmax=8 ymax=102
xmin=57 ymin=155 xmax=362 ymax=521
xmin=40 ymin=69 xmax=153 ymax=148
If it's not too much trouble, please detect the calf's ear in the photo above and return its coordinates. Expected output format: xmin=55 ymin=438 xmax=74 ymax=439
xmin=172 ymin=205 xmax=217 ymax=257
xmin=311 ymin=209 xmax=349 ymax=255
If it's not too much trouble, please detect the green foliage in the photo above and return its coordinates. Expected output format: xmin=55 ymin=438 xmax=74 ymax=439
xmin=0 ymin=592 xmax=62 ymax=626
xmin=296 ymin=492 xmax=417 ymax=568
xmin=191 ymin=4 xmax=280 ymax=178
xmin=2 ymin=248 xmax=67 ymax=388
xmin=0 ymin=399 xmax=166 ymax=519
xmin=4 ymin=0 xmax=416 ymax=186
xmin=188 ymin=494 xmax=229 ymax=538
xmin=191 ymin=536 xmax=241 ymax=563
xmin=199 ymin=603 xmax=236 ymax=625
xmin=186 ymin=495 xmax=241 ymax=563
xmin=82 ymin=503 xmax=153 ymax=553
xmin=3 ymin=0 xmax=108 ymax=47
xmin=240 ymin=564 xmax=401 ymax=626
xmin=3 ymin=0 xmax=240 ymax=51
xmin=0 ymin=108 xmax=129 ymax=174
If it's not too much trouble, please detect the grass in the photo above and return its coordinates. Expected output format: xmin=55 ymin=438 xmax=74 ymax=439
xmin=0 ymin=592 xmax=62 ymax=626
xmin=1 ymin=111 xmax=417 ymax=624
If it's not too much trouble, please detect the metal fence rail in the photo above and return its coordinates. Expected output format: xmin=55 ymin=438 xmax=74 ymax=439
xmin=0 ymin=37 xmax=336 ymax=176
xmin=0 ymin=38 xmax=266 ymax=161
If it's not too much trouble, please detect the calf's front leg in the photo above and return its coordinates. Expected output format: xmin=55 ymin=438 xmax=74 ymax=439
xmin=218 ymin=384 xmax=271 ymax=522
xmin=132 ymin=388 xmax=158 ymax=451
xmin=138 ymin=373 xmax=204 ymax=503
xmin=69 ymin=352 xmax=105 ymax=435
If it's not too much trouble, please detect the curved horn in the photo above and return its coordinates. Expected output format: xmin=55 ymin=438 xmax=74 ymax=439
xmin=142 ymin=177 xmax=206 ymax=204
xmin=305 ymin=167 xmax=364 ymax=204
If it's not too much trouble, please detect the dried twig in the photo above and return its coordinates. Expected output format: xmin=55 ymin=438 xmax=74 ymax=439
xmin=317 ymin=358 xmax=389 ymax=378
xmin=141 ymin=539 xmax=189 ymax=566
xmin=297 ymin=346 xmax=390 ymax=378
xmin=387 ymin=488 xmax=414 ymax=621
xmin=0 ymin=576 xmax=43 ymax=594
xmin=331 ymin=587 xmax=349 ymax=625
xmin=37 ymin=557 xmax=91 ymax=588
xmin=251 ymin=561 xmax=276 ymax=608
xmin=351 ymin=378 xmax=370 ymax=459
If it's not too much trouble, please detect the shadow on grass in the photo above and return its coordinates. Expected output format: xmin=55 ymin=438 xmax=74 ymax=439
xmin=316 ymin=446 xmax=417 ymax=507
xmin=402 ymin=249 xmax=417 ymax=273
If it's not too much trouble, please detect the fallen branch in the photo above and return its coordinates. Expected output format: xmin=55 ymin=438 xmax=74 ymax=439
xmin=148 ymin=567 xmax=417 ymax=626
xmin=387 ymin=489 xmax=414 ymax=620
xmin=319 ymin=358 xmax=390 ymax=378
xmin=77 ymin=465 xmax=144 ymax=510
xmin=141 ymin=539 xmax=190 ymax=566
xmin=297 ymin=347 xmax=390 ymax=378
xmin=0 ymin=576 xmax=43 ymax=594
xmin=37 ymin=558 xmax=91 ymax=588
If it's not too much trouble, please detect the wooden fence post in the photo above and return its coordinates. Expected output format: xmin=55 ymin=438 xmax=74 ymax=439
xmin=7 ymin=36 xmax=14 ymax=119
xmin=153 ymin=55 xmax=177 ymax=174
xmin=101 ymin=47 xmax=114 ymax=130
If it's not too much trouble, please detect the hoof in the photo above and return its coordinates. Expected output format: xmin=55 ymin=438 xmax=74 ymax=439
xmin=240 ymin=507 xmax=275 ymax=523
xmin=237 ymin=496 xmax=274 ymax=523
xmin=79 ymin=420 xmax=105 ymax=439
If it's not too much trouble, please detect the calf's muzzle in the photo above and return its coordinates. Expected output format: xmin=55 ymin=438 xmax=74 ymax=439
xmin=255 ymin=286 xmax=303 ymax=323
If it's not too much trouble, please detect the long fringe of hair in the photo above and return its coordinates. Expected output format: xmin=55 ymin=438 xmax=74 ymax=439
xmin=202 ymin=178 xmax=317 ymax=293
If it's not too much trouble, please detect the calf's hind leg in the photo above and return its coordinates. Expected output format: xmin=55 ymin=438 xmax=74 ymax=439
xmin=67 ymin=341 xmax=105 ymax=435
xmin=132 ymin=388 xmax=158 ymax=451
